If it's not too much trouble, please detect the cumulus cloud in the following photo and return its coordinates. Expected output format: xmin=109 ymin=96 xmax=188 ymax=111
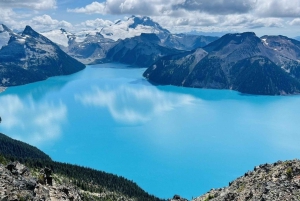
xmin=174 ymin=0 xmax=257 ymax=15
xmin=246 ymin=18 xmax=284 ymax=29
xmin=255 ymin=0 xmax=300 ymax=18
xmin=67 ymin=1 xmax=106 ymax=14
xmin=0 ymin=95 xmax=67 ymax=145
xmin=1 ymin=14 xmax=73 ymax=32
xmin=0 ymin=0 xmax=56 ymax=10
xmin=80 ymin=18 xmax=113 ymax=28
xmin=31 ymin=15 xmax=72 ymax=30
xmin=66 ymin=0 xmax=298 ymax=34
xmin=68 ymin=0 xmax=258 ymax=16
xmin=67 ymin=0 xmax=179 ymax=16
xmin=0 ymin=8 xmax=16 ymax=25
xmin=289 ymin=18 xmax=300 ymax=26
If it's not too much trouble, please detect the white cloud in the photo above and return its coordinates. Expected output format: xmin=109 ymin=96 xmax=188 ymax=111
xmin=174 ymin=0 xmax=257 ymax=15
xmin=246 ymin=18 xmax=284 ymax=29
xmin=0 ymin=10 xmax=72 ymax=32
xmin=67 ymin=1 xmax=106 ymax=14
xmin=80 ymin=18 xmax=113 ymax=28
xmin=255 ymin=0 xmax=300 ymax=18
xmin=31 ymin=15 xmax=72 ymax=30
xmin=0 ymin=0 xmax=56 ymax=10
xmin=0 ymin=95 xmax=67 ymax=145
xmin=0 ymin=8 xmax=18 ymax=28
xmin=67 ymin=0 xmax=181 ymax=16
xmin=289 ymin=18 xmax=300 ymax=26
xmin=75 ymin=85 xmax=195 ymax=124
xmin=66 ymin=0 xmax=297 ymax=34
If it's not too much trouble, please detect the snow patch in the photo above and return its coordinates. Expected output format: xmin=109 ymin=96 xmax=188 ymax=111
xmin=2 ymin=78 xmax=10 ymax=84
xmin=0 ymin=25 xmax=4 ymax=32
xmin=262 ymin=38 xmax=269 ymax=46
xmin=41 ymin=29 xmax=71 ymax=47
xmin=16 ymin=38 xmax=26 ymax=44
xmin=281 ymin=66 xmax=291 ymax=73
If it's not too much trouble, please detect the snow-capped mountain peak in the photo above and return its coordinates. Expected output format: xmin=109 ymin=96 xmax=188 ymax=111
xmin=0 ymin=24 xmax=85 ymax=87
xmin=99 ymin=15 xmax=170 ymax=41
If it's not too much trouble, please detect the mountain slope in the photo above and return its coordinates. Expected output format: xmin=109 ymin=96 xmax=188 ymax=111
xmin=0 ymin=133 xmax=51 ymax=160
xmin=144 ymin=32 xmax=300 ymax=95
xmin=104 ymin=33 xmax=184 ymax=67
xmin=163 ymin=34 xmax=218 ymax=50
xmin=68 ymin=32 xmax=116 ymax=64
xmin=193 ymin=160 xmax=300 ymax=201
xmin=0 ymin=25 xmax=85 ymax=87
xmin=0 ymin=133 xmax=163 ymax=201
xmin=41 ymin=29 xmax=116 ymax=64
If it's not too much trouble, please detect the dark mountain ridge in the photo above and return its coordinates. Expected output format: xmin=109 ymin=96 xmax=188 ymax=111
xmin=144 ymin=32 xmax=300 ymax=95
xmin=0 ymin=25 xmax=85 ymax=87
xmin=102 ymin=33 xmax=184 ymax=67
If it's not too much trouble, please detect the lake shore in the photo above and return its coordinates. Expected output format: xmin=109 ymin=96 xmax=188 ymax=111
xmin=0 ymin=87 xmax=7 ymax=93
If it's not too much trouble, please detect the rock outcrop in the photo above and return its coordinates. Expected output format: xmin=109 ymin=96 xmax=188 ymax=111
xmin=168 ymin=194 xmax=188 ymax=201
xmin=193 ymin=159 xmax=300 ymax=201
xmin=0 ymin=161 xmax=81 ymax=201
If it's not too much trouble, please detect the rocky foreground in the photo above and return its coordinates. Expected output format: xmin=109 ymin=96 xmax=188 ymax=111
xmin=2 ymin=158 xmax=300 ymax=201
xmin=0 ymin=161 xmax=137 ymax=201
xmin=0 ymin=161 xmax=81 ymax=201
xmin=193 ymin=159 xmax=300 ymax=201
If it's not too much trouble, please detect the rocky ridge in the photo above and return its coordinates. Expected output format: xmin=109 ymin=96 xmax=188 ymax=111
xmin=103 ymin=33 xmax=183 ymax=67
xmin=144 ymin=32 xmax=300 ymax=95
xmin=0 ymin=161 xmax=81 ymax=201
xmin=193 ymin=159 xmax=300 ymax=201
xmin=0 ymin=160 xmax=139 ymax=201
xmin=0 ymin=25 xmax=85 ymax=87
xmin=39 ymin=16 xmax=216 ymax=66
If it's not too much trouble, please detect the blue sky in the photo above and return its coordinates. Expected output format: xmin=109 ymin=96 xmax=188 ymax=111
xmin=1 ymin=0 xmax=300 ymax=37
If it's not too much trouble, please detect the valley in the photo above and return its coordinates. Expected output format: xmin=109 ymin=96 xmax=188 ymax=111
xmin=1 ymin=13 xmax=300 ymax=201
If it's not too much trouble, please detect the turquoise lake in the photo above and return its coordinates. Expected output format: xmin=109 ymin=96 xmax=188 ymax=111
xmin=1 ymin=63 xmax=300 ymax=199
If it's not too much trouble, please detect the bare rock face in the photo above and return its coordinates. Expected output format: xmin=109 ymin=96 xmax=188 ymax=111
xmin=193 ymin=159 xmax=300 ymax=201
xmin=0 ymin=162 xmax=82 ymax=201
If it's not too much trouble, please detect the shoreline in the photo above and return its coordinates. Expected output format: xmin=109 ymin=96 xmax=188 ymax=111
xmin=0 ymin=87 xmax=7 ymax=93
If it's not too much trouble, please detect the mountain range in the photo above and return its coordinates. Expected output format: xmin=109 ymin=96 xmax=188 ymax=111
xmin=0 ymin=25 xmax=85 ymax=87
xmin=2 ymin=16 xmax=300 ymax=95
xmin=40 ymin=15 xmax=217 ymax=65
xmin=144 ymin=32 xmax=300 ymax=95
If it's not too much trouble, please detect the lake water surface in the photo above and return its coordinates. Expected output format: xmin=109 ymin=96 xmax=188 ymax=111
xmin=1 ymin=63 xmax=300 ymax=199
